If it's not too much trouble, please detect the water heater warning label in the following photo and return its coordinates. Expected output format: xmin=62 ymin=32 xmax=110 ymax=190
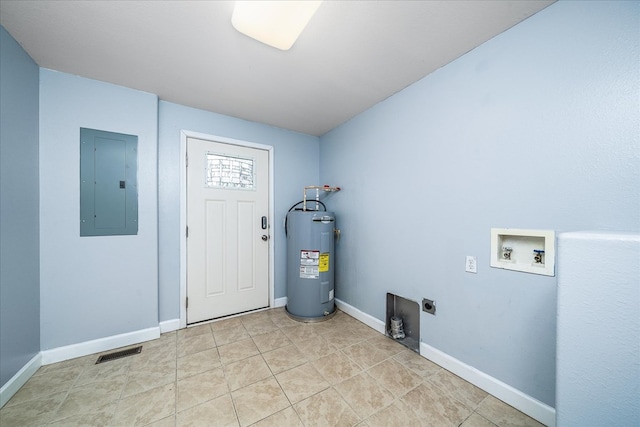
xmin=319 ymin=253 xmax=329 ymax=272
xmin=300 ymin=250 xmax=319 ymax=279
xmin=300 ymin=266 xmax=319 ymax=279
xmin=300 ymin=250 xmax=319 ymax=265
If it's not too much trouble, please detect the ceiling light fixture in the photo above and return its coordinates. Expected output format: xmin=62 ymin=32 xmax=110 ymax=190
xmin=232 ymin=1 xmax=323 ymax=51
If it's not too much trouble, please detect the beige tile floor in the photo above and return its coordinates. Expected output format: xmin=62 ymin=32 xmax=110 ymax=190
xmin=0 ymin=308 xmax=545 ymax=426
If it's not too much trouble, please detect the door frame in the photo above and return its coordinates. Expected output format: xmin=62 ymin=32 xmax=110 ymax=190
xmin=179 ymin=129 xmax=275 ymax=328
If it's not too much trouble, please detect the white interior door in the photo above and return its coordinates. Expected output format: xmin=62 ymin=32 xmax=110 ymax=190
xmin=187 ymin=137 xmax=269 ymax=324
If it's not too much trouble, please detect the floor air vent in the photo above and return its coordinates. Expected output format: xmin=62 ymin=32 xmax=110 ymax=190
xmin=95 ymin=346 xmax=142 ymax=364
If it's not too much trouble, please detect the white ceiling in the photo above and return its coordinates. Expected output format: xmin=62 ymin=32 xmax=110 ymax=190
xmin=0 ymin=0 xmax=554 ymax=136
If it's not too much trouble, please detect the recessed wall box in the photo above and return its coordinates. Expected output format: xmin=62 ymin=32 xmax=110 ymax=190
xmin=490 ymin=228 xmax=555 ymax=276
xmin=80 ymin=128 xmax=138 ymax=236
xmin=386 ymin=293 xmax=420 ymax=353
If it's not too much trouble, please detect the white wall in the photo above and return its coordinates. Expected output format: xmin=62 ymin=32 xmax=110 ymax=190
xmin=319 ymin=0 xmax=639 ymax=407
xmin=39 ymin=70 xmax=159 ymax=350
xmin=556 ymin=231 xmax=639 ymax=426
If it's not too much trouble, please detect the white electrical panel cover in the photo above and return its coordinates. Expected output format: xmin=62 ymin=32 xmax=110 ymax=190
xmin=490 ymin=228 xmax=555 ymax=276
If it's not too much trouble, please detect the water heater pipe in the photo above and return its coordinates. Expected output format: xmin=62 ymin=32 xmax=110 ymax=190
xmin=302 ymin=185 xmax=341 ymax=211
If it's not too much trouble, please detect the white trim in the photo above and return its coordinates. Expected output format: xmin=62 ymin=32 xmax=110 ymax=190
xmin=334 ymin=298 xmax=554 ymax=427
xmin=274 ymin=296 xmax=287 ymax=308
xmin=188 ymin=306 xmax=272 ymax=327
xmin=421 ymin=341 xmax=555 ymax=427
xmin=334 ymin=298 xmax=385 ymax=334
xmin=159 ymin=319 xmax=180 ymax=334
xmin=180 ymin=130 xmax=275 ymax=328
xmin=41 ymin=327 xmax=160 ymax=365
xmin=0 ymin=352 xmax=42 ymax=408
xmin=180 ymin=131 xmax=188 ymax=328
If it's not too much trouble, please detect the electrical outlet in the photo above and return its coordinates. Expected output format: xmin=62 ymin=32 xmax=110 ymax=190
xmin=465 ymin=255 xmax=477 ymax=273
xmin=422 ymin=298 xmax=436 ymax=315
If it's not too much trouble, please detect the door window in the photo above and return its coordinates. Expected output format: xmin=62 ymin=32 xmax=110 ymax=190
xmin=205 ymin=152 xmax=255 ymax=190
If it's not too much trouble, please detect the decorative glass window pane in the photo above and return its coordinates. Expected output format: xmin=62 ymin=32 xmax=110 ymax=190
xmin=205 ymin=153 xmax=255 ymax=190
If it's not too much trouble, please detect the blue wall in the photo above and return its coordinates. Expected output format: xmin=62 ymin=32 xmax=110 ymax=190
xmin=0 ymin=27 xmax=41 ymax=387
xmin=2 ymin=0 xmax=638 ymax=411
xmin=319 ymin=0 xmax=639 ymax=406
xmin=158 ymin=101 xmax=319 ymax=321
xmin=39 ymin=70 xmax=159 ymax=350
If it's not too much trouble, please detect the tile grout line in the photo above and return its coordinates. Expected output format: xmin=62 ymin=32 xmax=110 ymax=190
xmin=249 ymin=317 xmax=296 ymax=426
xmin=45 ymin=359 xmax=89 ymax=425
xmin=3 ymin=309 xmax=537 ymax=427
xmin=272 ymin=313 xmax=333 ymax=427
xmin=278 ymin=315 xmax=364 ymax=426
xmin=173 ymin=330 xmax=178 ymax=427
xmin=223 ymin=323 xmax=247 ymax=426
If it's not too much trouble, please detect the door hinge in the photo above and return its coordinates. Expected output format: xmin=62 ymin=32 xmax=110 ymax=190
xmin=186 ymin=297 xmax=188 ymax=309
xmin=185 ymin=152 xmax=188 ymax=167
xmin=186 ymin=226 xmax=189 ymax=238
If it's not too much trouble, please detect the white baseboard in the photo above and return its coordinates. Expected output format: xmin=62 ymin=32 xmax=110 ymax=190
xmin=4 ymin=306 xmax=555 ymax=426
xmin=334 ymin=298 xmax=554 ymax=427
xmin=159 ymin=319 xmax=180 ymax=334
xmin=0 ymin=352 xmax=42 ymax=408
xmin=334 ymin=298 xmax=385 ymax=334
xmin=419 ymin=343 xmax=555 ymax=427
xmin=3 ymin=326 xmax=163 ymax=408
xmin=41 ymin=327 xmax=160 ymax=365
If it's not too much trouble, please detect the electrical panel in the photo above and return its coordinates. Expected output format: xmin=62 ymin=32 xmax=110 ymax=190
xmin=80 ymin=128 xmax=138 ymax=236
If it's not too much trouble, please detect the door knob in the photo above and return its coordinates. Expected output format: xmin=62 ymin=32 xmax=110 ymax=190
xmin=261 ymin=235 xmax=269 ymax=241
